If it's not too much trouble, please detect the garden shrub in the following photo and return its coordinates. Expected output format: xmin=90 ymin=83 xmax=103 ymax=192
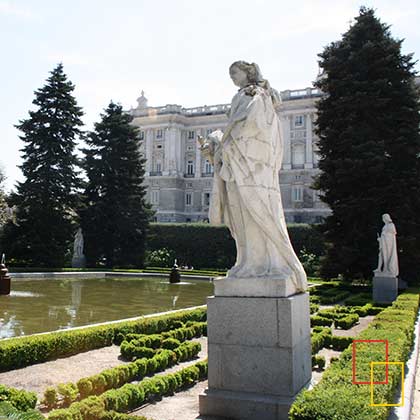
xmin=334 ymin=313 xmax=359 ymax=329
xmin=311 ymin=355 xmax=326 ymax=369
xmin=146 ymin=223 xmax=325 ymax=269
xmin=310 ymin=315 xmax=333 ymax=327
xmin=290 ymin=291 xmax=420 ymax=420
xmin=49 ymin=360 xmax=208 ymax=419
xmin=330 ymin=335 xmax=354 ymax=351
xmin=0 ymin=384 xmax=37 ymax=411
xmin=42 ymin=386 xmax=58 ymax=409
xmin=0 ymin=307 xmax=206 ymax=371
xmin=311 ymin=328 xmax=332 ymax=354
xmin=309 ymin=303 xmax=319 ymax=314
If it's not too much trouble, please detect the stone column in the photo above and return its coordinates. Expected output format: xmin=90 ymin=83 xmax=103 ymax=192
xmin=304 ymin=114 xmax=313 ymax=169
xmin=195 ymin=128 xmax=202 ymax=178
xmin=199 ymin=281 xmax=311 ymax=420
xmin=145 ymin=129 xmax=153 ymax=174
xmin=282 ymin=116 xmax=292 ymax=170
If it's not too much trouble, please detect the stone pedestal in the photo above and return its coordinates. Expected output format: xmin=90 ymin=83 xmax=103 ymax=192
xmin=373 ymin=275 xmax=398 ymax=304
xmin=199 ymin=292 xmax=311 ymax=420
xmin=72 ymin=255 xmax=86 ymax=268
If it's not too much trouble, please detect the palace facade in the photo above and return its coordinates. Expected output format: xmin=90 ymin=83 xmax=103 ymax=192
xmin=130 ymin=87 xmax=331 ymax=223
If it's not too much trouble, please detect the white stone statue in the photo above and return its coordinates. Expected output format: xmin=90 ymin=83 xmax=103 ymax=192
xmin=198 ymin=61 xmax=307 ymax=293
xmin=375 ymin=213 xmax=399 ymax=277
xmin=73 ymin=228 xmax=84 ymax=258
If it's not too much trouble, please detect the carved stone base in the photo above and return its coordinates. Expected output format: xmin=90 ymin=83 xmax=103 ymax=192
xmin=373 ymin=275 xmax=398 ymax=304
xmin=199 ymin=389 xmax=297 ymax=420
xmin=72 ymin=256 xmax=86 ymax=268
xmin=199 ymin=293 xmax=311 ymax=420
xmin=213 ymin=275 xmax=299 ymax=298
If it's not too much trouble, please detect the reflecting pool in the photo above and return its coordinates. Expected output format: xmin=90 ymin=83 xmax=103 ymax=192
xmin=0 ymin=277 xmax=213 ymax=338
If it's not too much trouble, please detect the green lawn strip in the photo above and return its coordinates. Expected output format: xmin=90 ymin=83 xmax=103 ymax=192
xmin=0 ymin=308 xmax=206 ymax=372
xmin=290 ymin=291 xmax=420 ymax=420
xmin=48 ymin=359 xmax=208 ymax=420
xmin=43 ymin=339 xmax=202 ymax=408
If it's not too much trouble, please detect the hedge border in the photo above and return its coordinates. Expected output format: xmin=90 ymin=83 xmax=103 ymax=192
xmin=0 ymin=307 xmax=206 ymax=372
xmin=290 ymin=291 xmax=420 ymax=420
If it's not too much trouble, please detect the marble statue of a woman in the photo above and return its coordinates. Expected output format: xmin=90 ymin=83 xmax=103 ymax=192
xmin=199 ymin=61 xmax=307 ymax=295
xmin=375 ymin=213 xmax=399 ymax=277
xmin=73 ymin=228 xmax=84 ymax=259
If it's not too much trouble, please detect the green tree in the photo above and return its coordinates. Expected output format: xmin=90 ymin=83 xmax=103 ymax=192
xmin=314 ymin=7 xmax=420 ymax=280
xmin=0 ymin=166 xmax=8 ymax=228
xmin=81 ymin=102 xmax=151 ymax=268
xmin=3 ymin=64 xmax=83 ymax=267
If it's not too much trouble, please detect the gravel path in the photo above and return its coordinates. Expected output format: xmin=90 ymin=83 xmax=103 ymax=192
xmin=0 ymin=345 xmax=125 ymax=398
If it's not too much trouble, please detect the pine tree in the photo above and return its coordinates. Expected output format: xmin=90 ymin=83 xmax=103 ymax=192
xmin=81 ymin=102 xmax=150 ymax=268
xmin=0 ymin=167 xmax=8 ymax=228
xmin=314 ymin=7 xmax=420 ymax=280
xmin=4 ymin=64 xmax=83 ymax=267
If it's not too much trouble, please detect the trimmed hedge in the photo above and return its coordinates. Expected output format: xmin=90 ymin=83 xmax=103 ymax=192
xmin=120 ymin=322 xmax=207 ymax=360
xmin=334 ymin=313 xmax=359 ymax=329
xmin=311 ymin=327 xmax=332 ymax=354
xmin=290 ymin=291 xmax=420 ymax=420
xmin=48 ymin=360 xmax=208 ymax=420
xmin=310 ymin=315 xmax=333 ymax=327
xmin=146 ymin=223 xmax=325 ymax=269
xmin=0 ymin=384 xmax=37 ymax=412
xmin=0 ymin=307 xmax=206 ymax=372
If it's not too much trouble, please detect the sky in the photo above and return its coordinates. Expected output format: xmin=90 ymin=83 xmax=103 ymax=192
xmin=1 ymin=0 xmax=419 ymax=192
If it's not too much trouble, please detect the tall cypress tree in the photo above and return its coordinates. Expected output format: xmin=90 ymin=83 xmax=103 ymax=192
xmin=314 ymin=7 xmax=420 ymax=280
xmin=4 ymin=64 xmax=83 ymax=267
xmin=81 ymin=102 xmax=150 ymax=268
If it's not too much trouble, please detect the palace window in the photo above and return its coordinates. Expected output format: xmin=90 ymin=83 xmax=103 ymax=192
xmin=188 ymin=130 xmax=195 ymax=139
xmin=151 ymin=190 xmax=159 ymax=205
xmin=187 ymin=160 xmax=194 ymax=175
xmin=156 ymin=161 xmax=162 ymax=173
xmin=203 ymin=192 xmax=211 ymax=206
xmin=139 ymin=131 xmax=145 ymax=140
xmin=205 ymin=160 xmax=213 ymax=174
xmin=156 ymin=129 xmax=163 ymax=138
xmin=185 ymin=192 xmax=192 ymax=206
xmin=292 ymin=186 xmax=303 ymax=202
xmin=294 ymin=115 xmax=304 ymax=127
xmin=292 ymin=145 xmax=305 ymax=167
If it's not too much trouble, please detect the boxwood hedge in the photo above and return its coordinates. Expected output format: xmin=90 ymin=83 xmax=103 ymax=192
xmin=0 ymin=307 xmax=206 ymax=372
xmin=146 ymin=223 xmax=325 ymax=269
xmin=290 ymin=291 xmax=420 ymax=420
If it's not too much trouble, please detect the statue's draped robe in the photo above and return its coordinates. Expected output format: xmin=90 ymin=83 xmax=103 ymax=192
xmin=379 ymin=222 xmax=399 ymax=277
xmin=209 ymin=86 xmax=307 ymax=292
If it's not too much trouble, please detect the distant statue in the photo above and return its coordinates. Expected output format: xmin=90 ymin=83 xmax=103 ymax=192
xmin=375 ymin=214 xmax=399 ymax=277
xmin=198 ymin=61 xmax=307 ymax=293
xmin=73 ymin=228 xmax=84 ymax=258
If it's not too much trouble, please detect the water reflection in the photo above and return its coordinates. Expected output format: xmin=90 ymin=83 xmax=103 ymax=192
xmin=0 ymin=277 xmax=213 ymax=338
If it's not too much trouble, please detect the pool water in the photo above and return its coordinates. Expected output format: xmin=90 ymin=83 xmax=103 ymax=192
xmin=0 ymin=277 xmax=213 ymax=338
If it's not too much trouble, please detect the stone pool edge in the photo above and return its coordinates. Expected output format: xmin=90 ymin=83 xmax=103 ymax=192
xmin=10 ymin=271 xmax=214 ymax=281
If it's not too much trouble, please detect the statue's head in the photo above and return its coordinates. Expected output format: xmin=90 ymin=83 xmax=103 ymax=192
xmin=229 ymin=61 xmax=263 ymax=88
xmin=382 ymin=213 xmax=392 ymax=223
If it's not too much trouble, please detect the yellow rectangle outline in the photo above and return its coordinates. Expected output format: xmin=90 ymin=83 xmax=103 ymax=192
xmin=370 ymin=361 xmax=404 ymax=407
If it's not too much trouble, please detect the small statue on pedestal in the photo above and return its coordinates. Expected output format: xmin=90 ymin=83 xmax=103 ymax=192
xmin=169 ymin=259 xmax=181 ymax=284
xmin=0 ymin=254 xmax=11 ymax=295
xmin=374 ymin=213 xmax=399 ymax=277
xmin=72 ymin=228 xmax=86 ymax=268
xmin=373 ymin=213 xmax=399 ymax=303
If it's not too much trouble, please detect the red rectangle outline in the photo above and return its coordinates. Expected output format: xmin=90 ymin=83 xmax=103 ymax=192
xmin=352 ymin=339 xmax=389 ymax=385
